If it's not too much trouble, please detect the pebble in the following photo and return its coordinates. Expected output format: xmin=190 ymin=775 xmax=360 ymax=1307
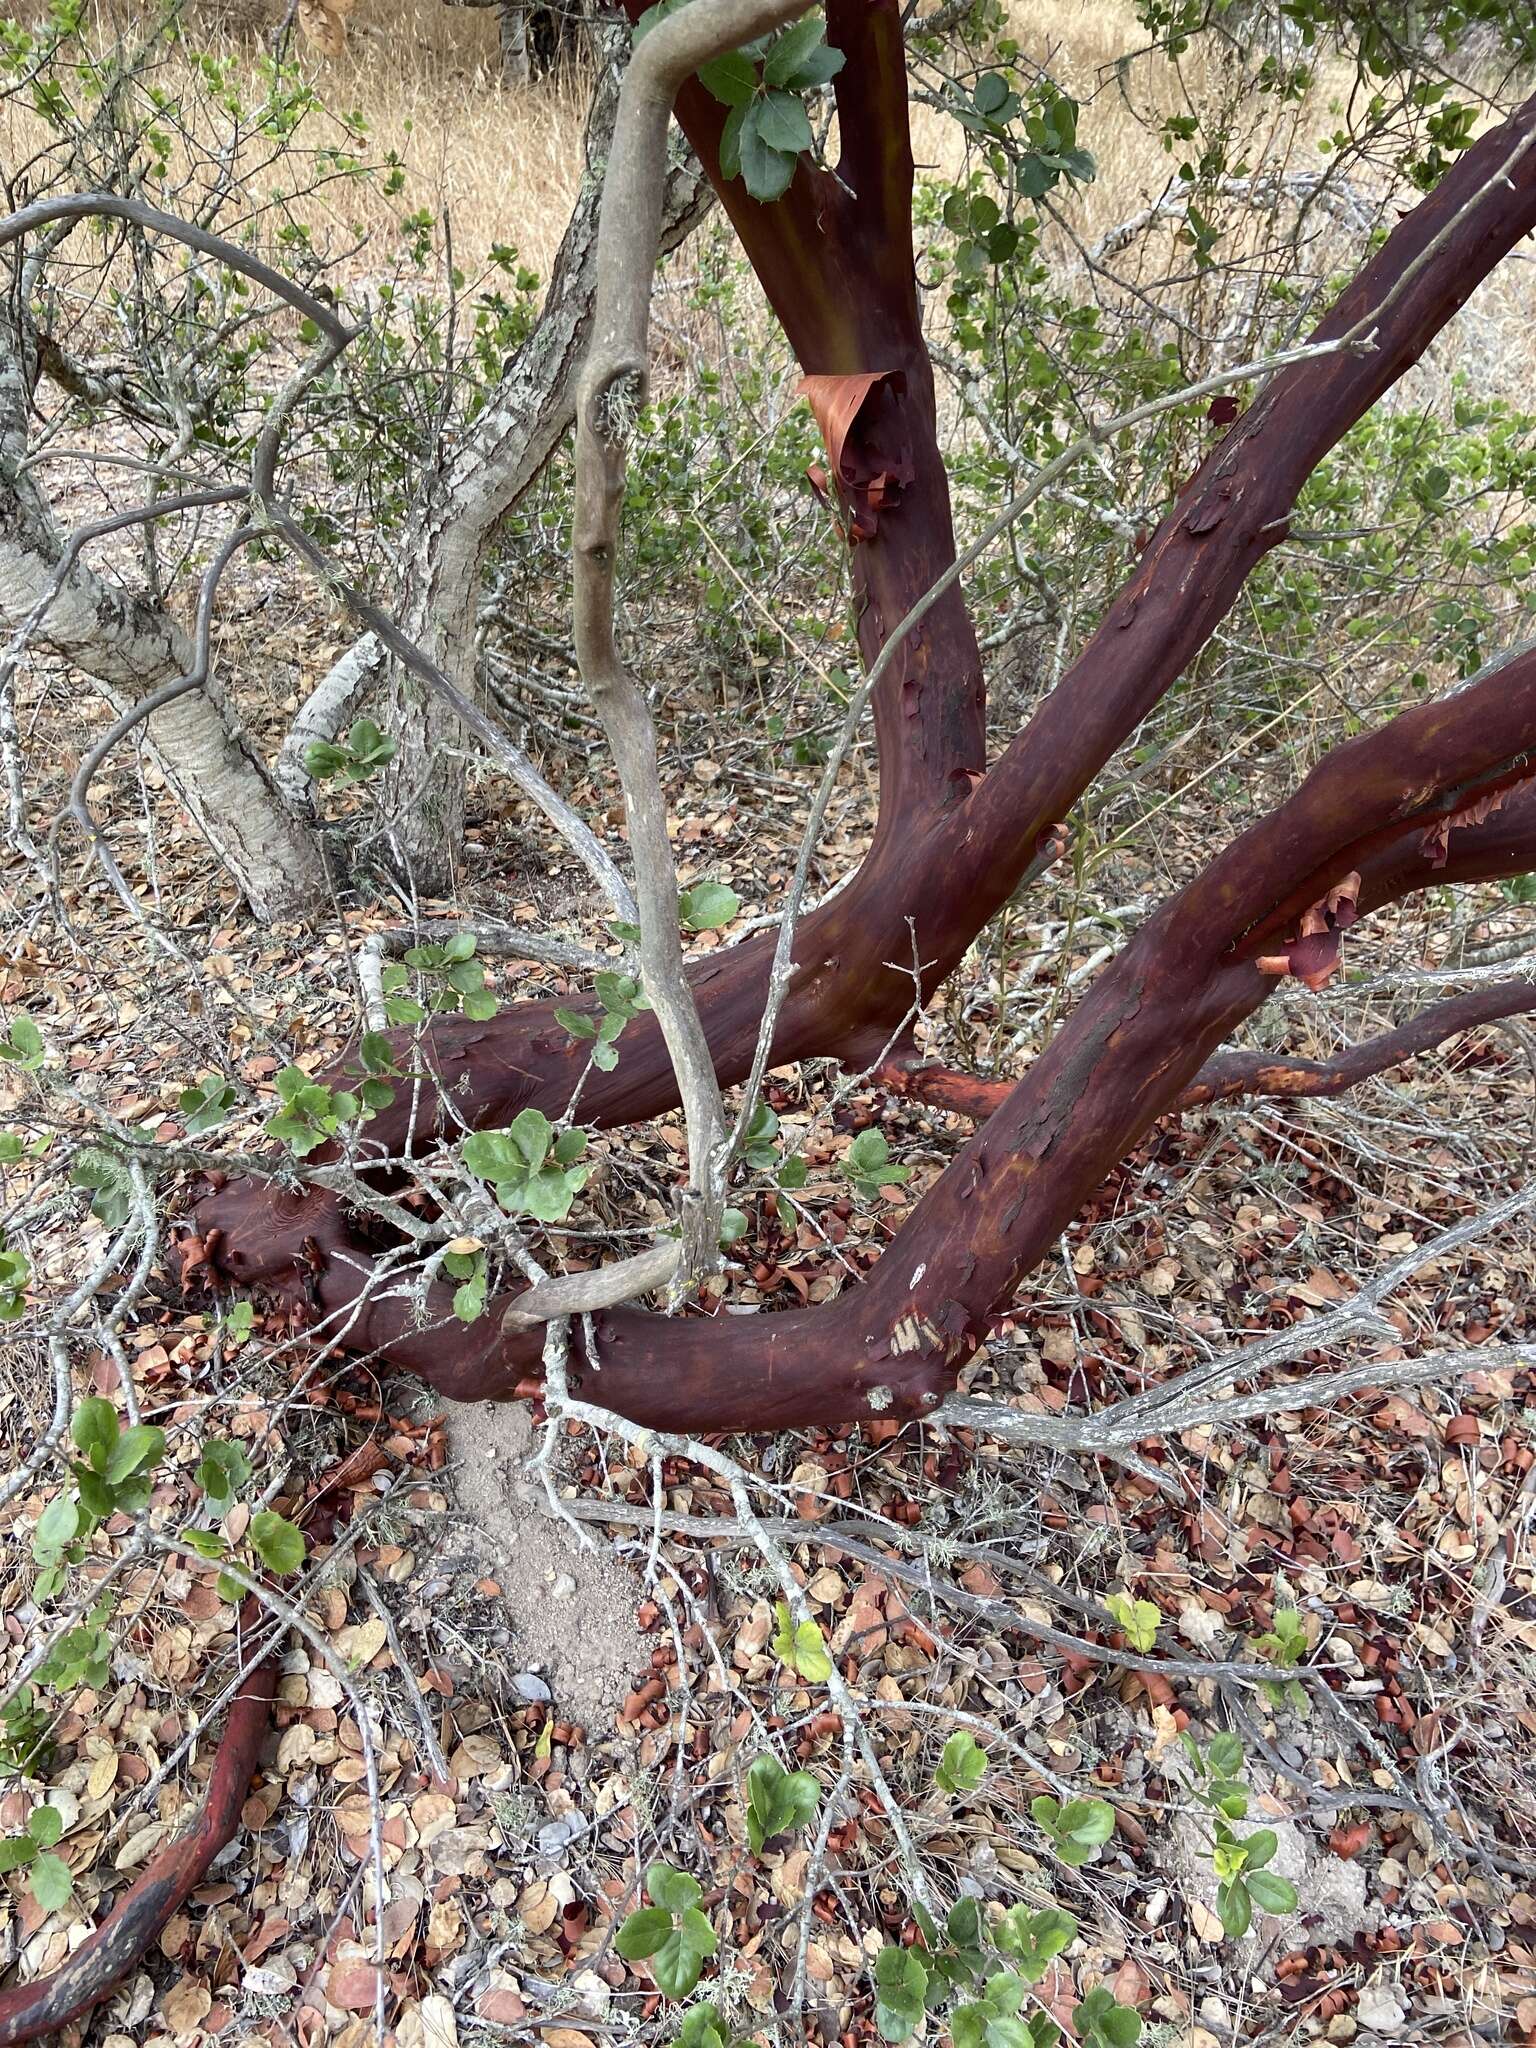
xmin=550 ymin=1573 xmax=577 ymax=1598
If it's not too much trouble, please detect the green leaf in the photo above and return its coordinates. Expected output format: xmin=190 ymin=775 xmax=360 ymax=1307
xmin=1245 ymin=1869 xmax=1297 ymax=1915
xmin=28 ymin=1851 xmax=71 ymax=1912
xmin=745 ymin=1752 xmax=820 ymax=1853
xmin=508 ymin=1107 xmax=553 ymax=1168
xmin=774 ymin=29 xmax=847 ymax=92
xmin=1217 ymin=1877 xmax=1252 ymax=1939
xmin=26 ymin=1803 xmax=62 ymax=1848
xmin=719 ymin=1207 xmax=748 ymax=1246
xmin=103 ymin=1425 xmax=165 ymax=1487
xmin=646 ymin=1861 xmax=702 ymax=1915
xmin=359 ymin=1033 xmax=399 ymax=1074
xmin=0 ymin=1836 xmax=36 ymax=1873
xmin=718 ymin=100 xmax=747 ymax=180
xmin=679 ymin=880 xmax=741 ymax=931
xmin=737 ymin=102 xmax=798 ymax=202
xmin=974 ymin=70 xmax=1012 ymax=115
xmin=1074 ymin=1986 xmax=1141 ymax=2048
xmin=1060 ymin=1798 xmax=1114 ymax=1844
xmin=844 ymin=1127 xmax=910 ymax=1195
xmin=70 ymin=1397 xmax=118 ymax=1474
xmin=994 ymin=1904 xmax=1076 ymax=1981
xmin=754 ymin=88 xmax=813 ymax=154
xmin=678 ymin=1906 xmax=716 ymax=1956
xmin=178 ymin=1074 xmax=236 ymax=1134
xmin=196 ymin=1440 xmax=253 ymax=1503
xmin=249 ymin=1511 xmax=305 ymax=1576
xmin=74 ymin=1467 xmax=112 ymax=1521
xmin=762 ymin=12 xmax=828 ymax=86
xmin=1207 ymin=1731 xmax=1244 ymax=1778
xmin=935 ymin=1728 xmax=987 ymax=1796
xmin=675 ymin=2006 xmax=730 ymax=2048
xmin=182 ymin=1526 xmax=228 ymax=1561
xmin=615 ymin=1905 xmax=672 ymax=1959
xmin=554 ymin=1006 xmax=597 ymax=1039
xmin=771 ymin=1601 xmax=831 ymax=1682
xmin=553 ymin=1127 xmax=588 ymax=1166
xmin=1243 ymin=1826 xmax=1278 ymax=1870
xmin=34 ymin=1495 xmax=80 ymax=1554
xmin=650 ymin=1924 xmax=710 ymax=2000
xmin=873 ymin=1944 xmax=927 ymax=2042
xmin=697 ymin=47 xmax=756 ymax=104
xmin=1105 ymin=1592 xmax=1160 ymax=1653
xmin=0 ymin=1015 xmax=44 ymax=1068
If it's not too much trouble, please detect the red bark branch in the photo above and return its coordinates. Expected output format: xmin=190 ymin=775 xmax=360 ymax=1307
xmin=876 ymin=977 xmax=1536 ymax=1120
xmin=282 ymin=74 xmax=1535 ymax=1173
xmin=195 ymin=47 xmax=1536 ymax=1432
xmin=0 ymin=1605 xmax=275 ymax=2044
xmin=219 ymin=759 xmax=1536 ymax=1433
xmin=0 ymin=1475 xmax=358 ymax=2044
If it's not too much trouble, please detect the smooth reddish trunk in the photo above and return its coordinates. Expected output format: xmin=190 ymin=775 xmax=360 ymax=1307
xmin=193 ymin=16 xmax=1536 ymax=1434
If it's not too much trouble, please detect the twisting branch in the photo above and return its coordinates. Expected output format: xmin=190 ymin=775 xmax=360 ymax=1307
xmin=875 ymin=975 xmax=1536 ymax=1123
xmin=0 ymin=1606 xmax=276 ymax=2046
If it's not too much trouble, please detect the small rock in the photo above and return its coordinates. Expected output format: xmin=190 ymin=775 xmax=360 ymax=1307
xmin=1355 ymin=1977 xmax=1408 ymax=2034
xmin=511 ymin=1671 xmax=552 ymax=1703
xmin=550 ymin=1574 xmax=578 ymax=1599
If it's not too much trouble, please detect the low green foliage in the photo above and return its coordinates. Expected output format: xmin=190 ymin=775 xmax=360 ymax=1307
xmin=771 ymin=1601 xmax=832 ymax=1682
xmin=842 ymin=1128 xmax=910 ymax=1203
xmin=1030 ymin=1795 xmax=1116 ymax=1867
xmin=462 ymin=1109 xmax=589 ymax=1221
xmin=1104 ymin=1593 xmax=1160 ymax=1654
xmin=1179 ymin=1731 xmax=1298 ymax=1935
xmin=268 ymin=1065 xmax=360 ymax=1156
xmin=744 ymin=1752 xmax=820 ymax=1853
xmin=0 ymin=1803 xmax=72 ymax=1915
xmin=177 ymin=1073 xmax=237 ymax=1135
xmin=0 ymin=1686 xmax=51 ymax=1781
xmin=615 ymin=1862 xmax=718 ymax=1999
xmin=71 ymin=1145 xmax=133 ymax=1228
xmin=0 ymin=1243 xmax=29 ymax=1320
xmin=30 ymin=1399 xmax=168 ymax=1599
xmin=0 ymin=1015 xmax=43 ymax=1070
xmin=872 ymin=1889 xmax=1137 ymax=2048
xmin=678 ymin=880 xmax=741 ymax=931
xmin=1252 ymin=1606 xmax=1310 ymax=1714
xmin=303 ymin=716 xmax=398 ymax=785
xmin=993 ymin=1905 xmax=1077 ymax=1982
xmin=934 ymin=1729 xmax=988 ymax=1796
xmin=378 ymin=934 xmax=498 ymax=1027
xmin=556 ymin=969 xmax=651 ymax=1072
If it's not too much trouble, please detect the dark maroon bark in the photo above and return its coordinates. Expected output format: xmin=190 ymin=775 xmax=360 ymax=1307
xmin=307 ymin=72 xmax=1536 ymax=1167
xmin=0 ymin=1471 xmax=366 ymax=2042
xmin=229 ymin=760 xmax=1536 ymax=1434
xmin=879 ymin=973 xmax=1536 ymax=1118
xmin=0 ymin=1603 xmax=276 ymax=2044
xmin=193 ymin=28 xmax=1536 ymax=1432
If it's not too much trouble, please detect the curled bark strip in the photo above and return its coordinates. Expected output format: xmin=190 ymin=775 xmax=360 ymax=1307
xmin=878 ymin=974 xmax=1536 ymax=1123
xmin=0 ymin=1599 xmax=276 ymax=2044
xmin=797 ymin=371 xmax=914 ymax=539
xmin=0 ymin=1480 xmax=354 ymax=2043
